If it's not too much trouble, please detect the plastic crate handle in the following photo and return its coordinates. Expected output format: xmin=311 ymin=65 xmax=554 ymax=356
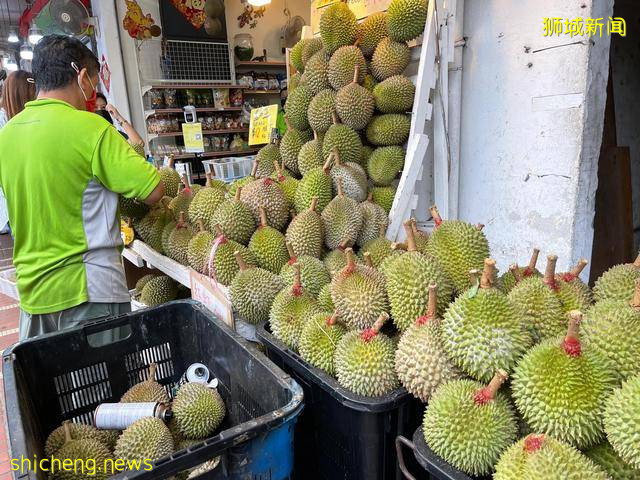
xmin=81 ymin=314 xmax=134 ymax=347
xmin=396 ymin=435 xmax=418 ymax=480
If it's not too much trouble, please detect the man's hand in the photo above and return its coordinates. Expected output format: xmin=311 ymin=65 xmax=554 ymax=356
xmin=144 ymin=181 xmax=164 ymax=205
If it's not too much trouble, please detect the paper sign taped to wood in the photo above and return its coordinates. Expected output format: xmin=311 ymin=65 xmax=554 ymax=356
xmin=190 ymin=270 xmax=234 ymax=329
xmin=311 ymin=0 xmax=391 ymax=33
xmin=249 ymin=104 xmax=279 ymax=145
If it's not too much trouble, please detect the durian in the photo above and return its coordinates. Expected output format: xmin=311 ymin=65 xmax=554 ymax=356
xmin=365 ymin=114 xmax=411 ymax=146
xmin=114 ymin=417 xmax=173 ymax=462
xmin=166 ymin=212 xmax=194 ymax=265
xmin=119 ymin=196 xmax=148 ymax=220
xmin=51 ymin=422 xmax=112 ymax=480
xmin=294 ymin=156 xmax=333 ymax=213
xmin=173 ymin=382 xmax=226 ymax=440
xmin=329 ymin=149 xmax=368 ymax=202
xmin=321 ymin=178 xmax=364 ymax=250
xmin=584 ymin=441 xmax=640 ymax=480
xmin=323 ymin=239 xmax=353 ymax=276
xmin=498 ymin=247 xmax=542 ymax=294
xmin=358 ymin=232 xmax=397 ymax=267
xmin=317 ymin=284 xmax=335 ymax=311
xmin=210 ymin=186 xmax=256 ymax=245
xmin=158 ymin=158 xmax=181 ymax=197
xmin=319 ymin=2 xmax=357 ymax=54
xmin=272 ymin=160 xmax=298 ymax=207
xmin=373 ymin=75 xmax=415 ymax=113
xmin=140 ymin=275 xmax=178 ymax=307
xmin=286 ymin=197 xmax=324 ymax=258
xmin=387 ymin=0 xmax=428 ymax=42
xmin=357 ymin=195 xmax=388 ymax=247
xmin=334 ymin=313 xmax=399 ymax=396
xmin=356 ymin=11 xmax=388 ymax=57
xmin=121 ymin=363 xmax=169 ymax=403
xmin=301 ymin=37 xmax=323 ymax=65
xmin=603 ymin=374 xmax=640 ymax=470
xmin=307 ymin=89 xmax=337 ymax=135
xmin=209 ymin=226 xmax=257 ymax=286
xmin=299 ymin=312 xmax=347 ymax=375
xmin=255 ymin=140 xmax=280 ymax=178
xmin=303 ymin=49 xmax=330 ymax=95
xmin=280 ymin=244 xmax=331 ymax=297
xmin=370 ymin=37 xmax=411 ymax=80
xmin=335 ymin=66 xmax=375 ymax=130
xmin=297 ymin=132 xmax=325 ymax=176
xmin=367 ymin=145 xmax=405 ymax=186
xmin=240 ymin=177 xmax=290 ymax=231
xmin=45 ymin=422 xmax=112 ymax=459
xmin=187 ymin=220 xmax=215 ymax=274
xmin=248 ymin=206 xmax=289 ymax=274
xmin=284 ymin=84 xmax=313 ymax=131
xmin=280 ymin=122 xmax=312 ymax=176
xmin=371 ymin=185 xmax=396 ymax=213
xmin=554 ymin=258 xmax=593 ymax=312
xmin=594 ymin=252 xmax=640 ymax=303
xmin=328 ymin=45 xmax=367 ymax=90
xmin=322 ymin=116 xmax=363 ymax=166
xmin=188 ymin=187 xmax=225 ymax=232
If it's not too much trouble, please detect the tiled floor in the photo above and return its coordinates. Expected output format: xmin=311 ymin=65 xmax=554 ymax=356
xmin=0 ymin=234 xmax=18 ymax=480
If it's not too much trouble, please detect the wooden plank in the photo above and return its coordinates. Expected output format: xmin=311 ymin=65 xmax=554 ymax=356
xmin=433 ymin=0 xmax=450 ymax=218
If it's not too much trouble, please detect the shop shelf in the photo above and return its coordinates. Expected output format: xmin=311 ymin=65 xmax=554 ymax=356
xmin=147 ymin=128 xmax=249 ymax=141
xmin=256 ymin=323 xmax=422 ymax=480
xmin=3 ymin=300 xmax=304 ymax=479
xmin=235 ymin=61 xmax=287 ymax=68
xmin=242 ymin=89 xmax=281 ymax=94
xmin=127 ymin=240 xmax=191 ymax=287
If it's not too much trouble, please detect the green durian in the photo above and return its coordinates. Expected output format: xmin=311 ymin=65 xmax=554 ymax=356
xmin=498 ymin=248 xmax=542 ymax=294
xmin=248 ymin=206 xmax=289 ymax=273
xmin=187 ymin=220 xmax=215 ymax=274
xmin=442 ymin=259 xmax=533 ymax=382
xmin=358 ymin=235 xmax=397 ymax=267
xmin=240 ymin=177 xmax=290 ymax=231
xmin=209 ymin=227 xmax=257 ymax=286
xmin=367 ymin=145 xmax=405 ymax=186
xmin=210 ymin=186 xmax=256 ymax=245
xmin=301 ymin=37 xmax=323 ymax=66
xmin=387 ymin=0 xmax=428 ymax=42
xmin=334 ymin=313 xmax=399 ymax=396
xmin=328 ymin=45 xmax=367 ymax=90
xmin=356 ymin=11 xmax=388 ymax=57
xmin=284 ymin=84 xmax=313 ymax=132
xmin=512 ymin=311 xmax=617 ymax=449
xmin=272 ymin=161 xmax=298 ymax=206
xmin=357 ymin=196 xmax=388 ymax=248
xmin=554 ymin=259 xmax=593 ymax=312
xmin=280 ymin=248 xmax=331 ymax=297
xmin=288 ymin=71 xmax=302 ymax=92
xmin=584 ymin=441 xmax=640 ymax=480
xmin=373 ymin=75 xmax=415 ymax=113
xmin=593 ymin=253 xmax=640 ymax=303
xmin=422 ymin=371 xmax=518 ymax=476
xmin=603 ymin=373 xmax=640 ymax=469
xmin=45 ymin=423 xmax=111 ymax=459
xmin=280 ymin=124 xmax=312 ymax=176
xmin=294 ymin=161 xmax=333 ymax=214
xmin=134 ymin=274 xmax=159 ymax=298
xmin=115 ymin=417 xmax=173 ymax=462
xmin=140 ymin=275 xmax=178 ymax=307
xmin=188 ymin=186 xmax=225 ymax=231
xmin=317 ymin=284 xmax=335 ymax=311
xmin=255 ymin=141 xmax=280 ymax=178
xmin=299 ymin=312 xmax=347 ymax=376
xmin=51 ymin=422 xmax=112 ymax=480
xmin=329 ymin=153 xmax=368 ymax=202
xmin=319 ymin=2 xmax=357 ymax=54
xmin=286 ymin=197 xmax=324 ymax=258
xmin=303 ymin=49 xmax=330 ymax=95
xmin=173 ymin=382 xmax=225 ymax=440
xmin=365 ymin=114 xmax=411 ymax=146
xmin=121 ymin=363 xmax=169 ymax=403
xmin=119 ymin=195 xmax=149 ymax=220
xmin=166 ymin=212 xmax=194 ymax=265
xmin=323 ymin=241 xmax=353 ymax=277
xmin=158 ymin=163 xmax=181 ymax=197
xmin=370 ymin=37 xmax=411 ymax=80
xmin=297 ymin=132 xmax=325 ymax=176
xmin=335 ymin=66 xmax=375 ymax=130
xmin=321 ymin=179 xmax=364 ymax=250
xmin=289 ymin=38 xmax=307 ymax=72
xmin=370 ymin=185 xmax=396 ymax=213
xmin=322 ymin=119 xmax=362 ymax=166
xmin=307 ymin=89 xmax=337 ymax=135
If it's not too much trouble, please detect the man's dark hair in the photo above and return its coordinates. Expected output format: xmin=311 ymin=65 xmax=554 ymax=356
xmin=32 ymin=35 xmax=99 ymax=91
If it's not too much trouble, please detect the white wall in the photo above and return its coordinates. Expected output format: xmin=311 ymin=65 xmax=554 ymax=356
xmin=457 ymin=0 xmax=612 ymax=278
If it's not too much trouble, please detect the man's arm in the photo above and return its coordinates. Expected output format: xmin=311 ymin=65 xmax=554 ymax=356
xmin=144 ymin=181 xmax=164 ymax=205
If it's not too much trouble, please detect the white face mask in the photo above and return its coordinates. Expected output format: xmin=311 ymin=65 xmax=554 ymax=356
xmin=71 ymin=61 xmax=97 ymax=111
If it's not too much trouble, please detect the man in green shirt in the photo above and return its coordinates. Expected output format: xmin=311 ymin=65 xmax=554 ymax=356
xmin=0 ymin=35 xmax=164 ymax=339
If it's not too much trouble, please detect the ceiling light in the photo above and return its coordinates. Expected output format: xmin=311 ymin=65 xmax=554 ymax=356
xmin=7 ymin=31 xmax=19 ymax=43
xmin=28 ymin=25 xmax=43 ymax=45
xmin=5 ymin=56 xmax=18 ymax=71
xmin=20 ymin=43 xmax=33 ymax=60
xmin=248 ymin=0 xmax=271 ymax=6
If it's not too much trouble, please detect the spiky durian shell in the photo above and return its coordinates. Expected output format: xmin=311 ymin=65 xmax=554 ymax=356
xmin=555 ymin=274 xmax=593 ymax=313
xmin=187 ymin=230 xmax=215 ymax=274
xmin=329 ymin=162 xmax=368 ymax=202
xmin=289 ymin=39 xmax=307 ymax=72
xmin=328 ymin=45 xmax=367 ymax=90
xmin=494 ymin=435 xmax=609 ymax=480
xmin=442 ymin=287 xmax=533 ymax=382
xmin=387 ymin=0 xmax=428 ymax=42
xmin=373 ymin=75 xmax=415 ymax=113
xmin=319 ymin=2 xmax=357 ymax=54
xmin=422 ymin=379 xmax=518 ymax=476
xmin=335 ymin=81 xmax=375 ymax=130
xmin=294 ymin=167 xmax=333 ymax=214
xmin=301 ymin=38 xmax=323 ymax=65
xmin=330 ymin=264 xmax=389 ymax=330
xmin=248 ymin=225 xmax=289 ymax=274
xmin=582 ymin=300 xmax=640 ymax=383
xmin=603 ymin=374 xmax=640 ymax=469
xmin=52 ymin=437 xmax=112 ymax=480
xmin=173 ymin=383 xmax=225 ymax=440
xmin=370 ymin=37 xmax=411 ymax=81
xmin=395 ymin=319 xmax=461 ymax=402
xmin=140 ymin=275 xmax=178 ymax=307
xmin=321 ymin=195 xmax=364 ymax=250
xmin=269 ymin=286 xmax=318 ymax=350
xmin=367 ymin=145 xmax=405 ymax=186
xmin=323 ymin=248 xmax=350 ymax=277
xmin=159 ymin=167 xmax=181 ymax=197
xmin=280 ymin=255 xmax=331 ymax=298
xmin=210 ymin=197 xmax=256 ymax=246
xmin=280 ymin=128 xmax=312 ymax=177
xmin=240 ymin=178 xmax=290 ymax=231
xmin=255 ymin=143 xmax=280 ymax=178
xmin=285 ymin=85 xmax=313 ymax=132
xmin=335 ymin=330 xmax=398 ymax=396
xmin=317 ymin=284 xmax=335 ymax=311
xmin=299 ymin=312 xmax=347 ymax=375
xmin=508 ymin=276 xmax=566 ymax=342
xmin=385 ymin=251 xmax=453 ymax=330
xmin=121 ymin=373 xmax=169 ymax=404
xmin=322 ymin=123 xmax=362 ymax=166
xmin=357 ymin=200 xmax=388 ymax=247
xmin=356 ymin=12 xmax=388 ymax=57
xmin=45 ymin=424 xmax=106 ymax=458
xmin=307 ymin=88 xmax=337 ymax=135
xmin=230 ymin=266 xmax=286 ymax=324
xmin=210 ymin=239 xmax=256 ymax=286
xmin=371 ymin=185 xmax=396 ymax=213
xmin=188 ymin=188 xmax=225 ymax=231
xmin=286 ymin=208 xmax=324 ymax=258
xmin=584 ymin=441 xmax=640 ymax=480
xmin=365 ymin=114 xmax=411 ymax=146
xmin=115 ymin=417 xmax=173 ymax=462
xmin=511 ymin=337 xmax=617 ymax=449
xmin=358 ymin=237 xmax=398 ymax=268
xmin=289 ymin=71 xmax=302 ymax=92
xmin=297 ymin=137 xmax=324 ymax=177
xmin=594 ymin=262 xmax=640 ymax=303
xmin=498 ymin=266 xmax=542 ymax=294
xmin=424 ymin=219 xmax=489 ymax=294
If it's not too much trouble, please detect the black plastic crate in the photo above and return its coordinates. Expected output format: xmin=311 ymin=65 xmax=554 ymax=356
xmin=256 ymin=323 xmax=423 ymax=480
xmin=396 ymin=427 xmax=490 ymax=480
xmin=3 ymin=300 xmax=303 ymax=480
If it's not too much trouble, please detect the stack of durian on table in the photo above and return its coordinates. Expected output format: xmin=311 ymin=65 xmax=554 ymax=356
xmin=44 ymin=363 xmax=226 ymax=479
xmin=117 ymin=0 xmax=639 ymax=477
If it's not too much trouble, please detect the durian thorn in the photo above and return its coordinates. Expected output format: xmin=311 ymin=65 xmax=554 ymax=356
xmin=429 ymin=205 xmax=443 ymax=227
xmin=476 ymin=223 xmax=485 ymax=231
xmin=633 ymin=251 xmax=640 ymax=268
xmin=543 ymin=255 xmax=559 ymax=290
xmin=526 ymin=248 xmax=540 ymax=273
xmin=310 ymin=197 xmax=319 ymax=212
xmin=284 ymin=115 xmax=292 ymax=130
xmin=62 ymin=420 xmax=72 ymax=444
xmin=403 ymin=219 xmax=418 ymax=252
xmin=196 ymin=219 xmax=206 ymax=233
xmin=567 ymin=258 xmax=588 ymax=279
xmin=214 ymin=223 xmax=224 ymax=238
xmin=258 ymin=206 xmax=268 ymax=228
xmin=234 ymin=250 xmax=249 ymax=271
xmin=427 ymin=283 xmax=438 ymax=317
xmin=480 ymin=259 xmax=496 ymax=289
xmin=509 ymin=264 xmax=522 ymax=283
xmin=363 ymin=252 xmax=374 ymax=268
xmin=630 ymin=279 xmax=640 ymax=309
xmin=468 ymin=269 xmax=480 ymax=285
xmin=332 ymin=147 xmax=342 ymax=165
xmin=473 ymin=369 xmax=508 ymax=405
xmin=251 ymin=160 xmax=259 ymax=178
xmin=344 ymin=247 xmax=356 ymax=273
xmin=336 ymin=176 xmax=344 ymax=197
xmin=292 ymin=263 xmax=303 ymax=296
xmin=286 ymin=242 xmax=297 ymax=262
xmin=524 ymin=434 xmax=545 ymax=454
xmin=148 ymin=363 xmax=158 ymax=382
xmin=563 ymin=310 xmax=582 ymax=357
xmin=352 ymin=65 xmax=360 ymax=84
xmin=168 ymin=154 xmax=175 ymax=168
xmin=235 ymin=186 xmax=242 ymax=201
xmin=322 ymin=151 xmax=334 ymax=173
xmin=331 ymin=111 xmax=339 ymax=125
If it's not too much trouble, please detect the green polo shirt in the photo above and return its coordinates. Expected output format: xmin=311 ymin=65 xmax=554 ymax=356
xmin=0 ymin=99 xmax=159 ymax=314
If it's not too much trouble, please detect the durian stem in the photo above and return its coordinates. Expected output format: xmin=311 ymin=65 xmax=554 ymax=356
xmin=429 ymin=205 xmax=442 ymax=226
xmin=332 ymin=147 xmax=342 ymax=166
xmin=274 ymin=160 xmax=282 ymax=177
xmin=313 ymin=130 xmax=318 ymax=141
xmin=148 ymin=363 xmax=157 ymax=382
xmin=127 ymin=218 xmax=133 ymax=228
xmin=352 ymin=65 xmax=360 ymax=85
xmin=310 ymin=197 xmax=319 ymax=212
xmin=214 ymin=224 xmax=224 ymax=237
xmin=566 ymin=310 xmax=582 ymax=342
xmin=391 ymin=242 xmax=407 ymax=251
xmin=480 ymin=259 xmax=496 ymax=289
xmin=196 ymin=219 xmax=206 ymax=233
xmin=234 ymin=251 xmax=249 ymax=271
xmin=181 ymin=174 xmax=189 ymax=188
xmin=633 ymin=251 xmax=640 ymax=268
xmin=484 ymin=369 xmax=508 ymax=399
xmin=235 ymin=187 xmax=242 ymax=201
xmin=344 ymin=247 xmax=356 ymax=270
xmin=63 ymin=421 xmax=72 ymax=444
xmin=205 ymin=172 xmax=212 ymax=187
xmin=338 ymin=237 xmax=350 ymax=250
xmin=427 ymin=284 xmax=437 ymax=317
xmin=364 ymin=252 xmax=374 ymax=268
xmin=368 ymin=192 xmax=373 ymax=202
xmin=178 ymin=211 xmax=186 ymax=226
xmin=258 ymin=206 xmax=268 ymax=228
xmin=292 ymin=263 xmax=302 ymax=291
xmin=403 ymin=220 xmax=417 ymax=252
xmin=379 ymin=223 xmax=387 ymax=237
xmin=331 ymin=111 xmax=339 ymax=125
xmin=290 ymin=209 xmax=297 ymax=220
xmin=168 ymin=154 xmax=175 ymax=169
xmin=631 ymin=279 xmax=640 ymax=308
xmin=286 ymin=241 xmax=296 ymax=261
xmin=469 ymin=269 xmax=480 ymax=285
xmin=528 ymin=248 xmax=540 ymax=271
xmin=322 ymin=151 xmax=333 ymax=173
xmin=336 ymin=177 xmax=344 ymax=197
xmin=371 ymin=312 xmax=389 ymax=334
xmin=476 ymin=223 xmax=485 ymax=231
xmin=251 ymin=160 xmax=258 ymax=178
xmin=544 ymin=255 xmax=558 ymax=284
xmin=569 ymin=259 xmax=588 ymax=277
xmin=510 ymin=264 xmax=522 ymax=283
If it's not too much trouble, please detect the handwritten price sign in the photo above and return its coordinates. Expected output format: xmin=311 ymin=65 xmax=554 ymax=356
xmin=249 ymin=104 xmax=279 ymax=146
xmin=190 ymin=270 xmax=234 ymax=329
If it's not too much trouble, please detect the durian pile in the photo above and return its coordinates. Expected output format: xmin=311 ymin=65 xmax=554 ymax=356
xmin=44 ymin=363 xmax=226 ymax=479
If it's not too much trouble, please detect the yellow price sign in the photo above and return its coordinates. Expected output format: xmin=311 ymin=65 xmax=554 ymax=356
xmin=249 ymin=104 xmax=279 ymax=146
xmin=182 ymin=122 xmax=205 ymax=153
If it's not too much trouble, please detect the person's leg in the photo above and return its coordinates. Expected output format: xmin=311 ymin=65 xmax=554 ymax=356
xmin=18 ymin=309 xmax=58 ymax=341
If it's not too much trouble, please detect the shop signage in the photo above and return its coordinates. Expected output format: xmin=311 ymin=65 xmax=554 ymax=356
xmin=182 ymin=122 xmax=205 ymax=153
xmin=249 ymin=104 xmax=279 ymax=146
